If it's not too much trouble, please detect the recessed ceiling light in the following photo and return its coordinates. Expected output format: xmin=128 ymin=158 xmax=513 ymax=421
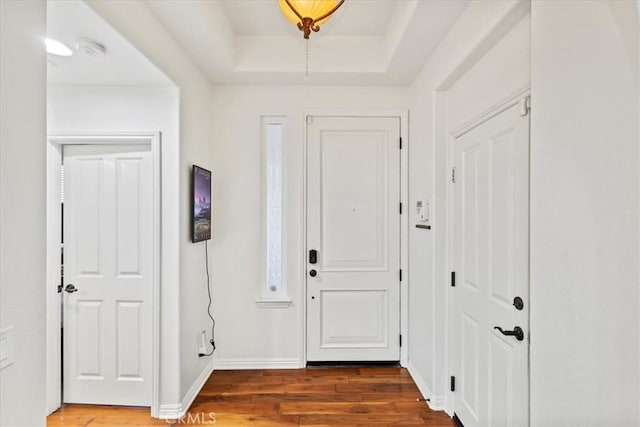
xmin=45 ymin=38 xmax=73 ymax=57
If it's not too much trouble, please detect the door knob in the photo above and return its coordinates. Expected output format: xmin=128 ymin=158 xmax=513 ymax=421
xmin=309 ymin=269 xmax=317 ymax=277
xmin=64 ymin=284 xmax=78 ymax=294
xmin=513 ymin=296 xmax=524 ymax=310
xmin=494 ymin=326 xmax=524 ymax=341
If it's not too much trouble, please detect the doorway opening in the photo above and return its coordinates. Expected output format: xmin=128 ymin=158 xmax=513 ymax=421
xmin=46 ymin=134 xmax=161 ymax=413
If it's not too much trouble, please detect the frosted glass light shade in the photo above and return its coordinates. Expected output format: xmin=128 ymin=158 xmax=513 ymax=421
xmin=278 ymin=0 xmax=340 ymax=27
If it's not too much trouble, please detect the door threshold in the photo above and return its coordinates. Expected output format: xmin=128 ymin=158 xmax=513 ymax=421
xmin=306 ymin=361 xmax=400 ymax=368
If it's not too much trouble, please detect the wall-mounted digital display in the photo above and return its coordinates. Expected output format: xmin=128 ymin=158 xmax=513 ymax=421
xmin=192 ymin=165 xmax=211 ymax=242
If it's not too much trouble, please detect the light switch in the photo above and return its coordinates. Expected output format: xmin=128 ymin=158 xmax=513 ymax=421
xmin=0 ymin=326 xmax=15 ymax=370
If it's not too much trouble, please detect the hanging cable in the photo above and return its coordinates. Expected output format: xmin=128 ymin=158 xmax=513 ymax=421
xmin=199 ymin=240 xmax=216 ymax=357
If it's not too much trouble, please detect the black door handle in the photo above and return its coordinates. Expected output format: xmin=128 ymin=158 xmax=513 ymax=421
xmin=309 ymin=250 xmax=318 ymax=264
xmin=309 ymin=269 xmax=317 ymax=277
xmin=513 ymin=296 xmax=524 ymax=310
xmin=64 ymin=284 xmax=78 ymax=294
xmin=494 ymin=326 xmax=524 ymax=341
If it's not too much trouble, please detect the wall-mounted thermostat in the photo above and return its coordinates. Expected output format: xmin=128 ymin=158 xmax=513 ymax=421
xmin=416 ymin=200 xmax=430 ymax=223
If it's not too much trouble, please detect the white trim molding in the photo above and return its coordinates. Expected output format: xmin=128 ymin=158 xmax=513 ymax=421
xmin=212 ymin=358 xmax=301 ymax=370
xmin=255 ymin=298 xmax=293 ymax=308
xmin=407 ymin=360 xmax=447 ymax=413
xmin=449 ymin=86 xmax=530 ymax=138
xmin=158 ymin=358 xmax=215 ymax=420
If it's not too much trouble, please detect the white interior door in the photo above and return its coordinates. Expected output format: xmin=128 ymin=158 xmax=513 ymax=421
xmin=306 ymin=116 xmax=401 ymax=362
xmin=63 ymin=144 xmax=153 ymax=406
xmin=453 ymin=100 xmax=530 ymax=427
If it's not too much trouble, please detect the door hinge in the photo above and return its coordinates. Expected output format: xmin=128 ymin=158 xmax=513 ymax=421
xmin=399 ymin=334 xmax=403 ymax=347
xmin=450 ymin=376 xmax=456 ymax=392
xmin=399 ymin=269 xmax=403 ymax=282
xmin=519 ymin=96 xmax=531 ymax=117
xmin=306 ymin=115 xmax=313 ymax=124
xmin=451 ymin=167 xmax=456 ymax=183
xmin=399 ymin=137 xmax=403 ymax=150
xmin=399 ymin=202 xmax=403 ymax=215
xmin=451 ymin=271 xmax=456 ymax=287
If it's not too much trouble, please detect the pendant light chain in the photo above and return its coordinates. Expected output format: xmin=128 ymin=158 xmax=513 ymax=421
xmin=305 ymin=38 xmax=309 ymax=80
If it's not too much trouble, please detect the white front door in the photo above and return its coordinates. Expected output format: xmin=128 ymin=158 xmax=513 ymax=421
xmin=306 ymin=116 xmax=401 ymax=362
xmin=453 ymin=100 xmax=530 ymax=427
xmin=63 ymin=144 xmax=153 ymax=406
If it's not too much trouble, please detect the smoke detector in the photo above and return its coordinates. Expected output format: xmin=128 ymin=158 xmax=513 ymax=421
xmin=76 ymin=39 xmax=107 ymax=57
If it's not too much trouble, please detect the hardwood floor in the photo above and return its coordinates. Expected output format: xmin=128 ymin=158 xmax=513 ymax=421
xmin=48 ymin=367 xmax=454 ymax=426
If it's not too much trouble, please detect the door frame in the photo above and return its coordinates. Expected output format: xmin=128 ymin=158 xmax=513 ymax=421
xmin=446 ymin=88 xmax=531 ymax=420
xmin=301 ymin=109 xmax=409 ymax=367
xmin=46 ymin=133 xmax=161 ymax=415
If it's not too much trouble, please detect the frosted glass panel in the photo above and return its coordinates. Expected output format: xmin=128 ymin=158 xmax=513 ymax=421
xmin=265 ymin=123 xmax=283 ymax=294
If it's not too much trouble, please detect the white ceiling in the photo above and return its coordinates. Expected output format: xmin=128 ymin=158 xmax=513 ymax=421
xmin=147 ymin=0 xmax=469 ymax=86
xmin=46 ymin=0 xmax=172 ymax=86
xmin=47 ymin=0 xmax=469 ymax=87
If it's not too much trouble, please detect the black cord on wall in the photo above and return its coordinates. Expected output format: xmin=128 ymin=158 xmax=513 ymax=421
xmin=199 ymin=240 xmax=216 ymax=357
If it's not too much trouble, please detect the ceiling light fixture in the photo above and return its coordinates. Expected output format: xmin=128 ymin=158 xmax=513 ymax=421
xmin=279 ymin=0 xmax=345 ymax=39
xmin=45 ymin=38 xmax=73 ymax=57
xmin=279 ymin=0 xmax=345 ymax=81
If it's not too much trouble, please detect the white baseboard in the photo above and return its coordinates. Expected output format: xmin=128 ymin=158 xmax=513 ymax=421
xmin=157 ymin=358 xmax=215 ymax=420
xmin=212 ymin=358 xmax=302 ymax=370
xmin=407 ymin=360 xmax=447 ymax=412
xmin=157 ymin=403 xmax=182 ymax=420
xmin=430 ymin=395 xmax=448 ymax=413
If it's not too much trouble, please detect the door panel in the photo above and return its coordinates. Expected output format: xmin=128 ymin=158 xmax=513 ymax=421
xmin=116 ymin=158 xmax=144 ymax=276
xmin=77 ymin=300 xmax=103 ymax=377
xmin=489 ymin=334 xmax=514 ymax=425
xmin=461 ymin=313 xmax=479 ymax=421
xmin=490 ymin=132 xmax=515 ymax=307
xmin=76 ymin=160 xmax=102 ymax=274
xmin=453 ymin=101 xmax=529 ymax=427
xmin=320 ymin=132 xmax=387 ymax=270
xmin=307 ymin=116 xmax=400 ymax=362
xmin=63 ymin=144 xmax=152 ymax=406
xmin=320 ymin=289 xmax=388 ymax=347
xmin=462 ymin=144 xmax=480 ymax=290
xmin=116 ymin=301 xmax=144 ymax=379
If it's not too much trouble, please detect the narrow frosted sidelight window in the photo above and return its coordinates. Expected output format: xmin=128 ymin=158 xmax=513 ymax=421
xmin=264 ymin=119 xmax=285 ymax=296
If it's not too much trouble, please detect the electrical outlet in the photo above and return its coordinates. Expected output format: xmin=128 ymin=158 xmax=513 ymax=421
xmin=197 ymin=330 xmax=207 ymax=355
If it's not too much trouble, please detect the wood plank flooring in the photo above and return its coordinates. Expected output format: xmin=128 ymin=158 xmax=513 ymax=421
xmin=48 ymin=367 xmax=454 ymax=426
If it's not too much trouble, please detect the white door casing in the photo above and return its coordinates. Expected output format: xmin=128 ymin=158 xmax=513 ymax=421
xmin=306 ymin=116 xmax=401 ymax=362
xmin=452 ymin=100 xmax=530 ymax=427
xmin=63 ymin=144 xmax=153 ymax=406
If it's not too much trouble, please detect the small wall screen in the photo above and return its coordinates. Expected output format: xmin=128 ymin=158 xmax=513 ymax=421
xmin=192 ymin=165 xmax=211 ymax=242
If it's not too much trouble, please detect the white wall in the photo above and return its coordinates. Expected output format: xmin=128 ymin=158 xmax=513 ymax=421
xmin=530 ymin=1 xmax=639 ymax=425
xmin=406 ymin=0 xmax=530 ymax=408
xmin=0 ymin=1 xmax=47 ymax=425
xmin=47 ymin=85 xmax=180 ymax=409
xmin=86 ymin=0 xmax=215 ymax=413
xmin=447 ymin=16 xmax=530 ymax=130
xmin=209 ymin=85 xmax=408 ymax=366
